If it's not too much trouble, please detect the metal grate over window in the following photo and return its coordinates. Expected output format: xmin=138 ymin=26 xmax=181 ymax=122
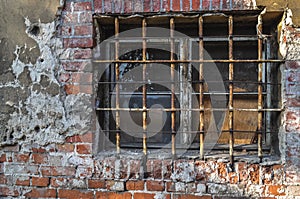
xmin=93 ymin=11 xmax=283 ymax=164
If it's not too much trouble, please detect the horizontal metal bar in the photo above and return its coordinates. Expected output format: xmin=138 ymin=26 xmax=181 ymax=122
xmin=96 ymin=107 xmax=283 ymax=112
xmin=107 ymin=91 xmax=269 ymax=95
xmin=93 ymin=59 xmax=284 ymax=63
xmin=99 ymin=129 xmax=279 ymax=134
xmin=104 ymin=36 xmax=263 ymax=42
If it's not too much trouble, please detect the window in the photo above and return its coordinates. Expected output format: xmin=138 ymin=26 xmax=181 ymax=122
xmin=94 ymin=11 xmax=282 ymax=163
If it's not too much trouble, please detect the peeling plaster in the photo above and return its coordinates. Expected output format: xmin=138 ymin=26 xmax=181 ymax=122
xmin=0 ymin=18 xmax=92 ymax=147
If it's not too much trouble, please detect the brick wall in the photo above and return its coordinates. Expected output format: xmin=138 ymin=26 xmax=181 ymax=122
xmin=0 ymin=0 xmax=299 ymax=198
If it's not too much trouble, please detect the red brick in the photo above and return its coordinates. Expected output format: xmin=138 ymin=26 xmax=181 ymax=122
xmin=32 ymin=147 xmax=47 ymax=153
xmin=211 ymin=0 xmax=220 ymax=10
xmin=66 ymin=132 xmax=93 ymax=143
xmin=74 ymin=49 xmax=92 ymax=59
xmin=15 ymin=153 xmax=30 ymax=163
xmin=144 ymin=0 xmax=151 ymax=12
xmin=134 ymin=193 xmax=155 ymax=199
xmin=202 ymin=0 xmax=210 ymax=10
xmin=61 ymin=26 xmax=72 ymax=36
xmin=62 ymin=61 xmax=89 ymax=71
xmin=32 ymin=177 xmax=50 ymax=187
xmin=173 ymin=194 xmax=212 ymax=199
xmin=65 ymin=84 xmax=92 ymax=95
xmin=172 ymin=0 xmax=180 ymax=11
xmin=32 ymin=153 xmax=48 ymax=164
xmin=76 ymin=144 xmax=92 ymax=154
xmin=129 ymin=159 xmax=141 ymax=179
xmin=103 ymin=0 xmax=112 ymax=13
xmin=286 ymin=61 xmax=300 ymax=69
xmin=146 ymin=180 xmax=164 ymax=191
xmin=41 ymin=166 xmax=76 ymax=177
xmin=25 ymin=188 xmax=56 ymax=198
xmin=152 ymin=0 xmax=160 ymax=12
xmin=0 ymin=154 xmax=6 ymax=162
xmin=50 ymin=177 xmax=68 ymax=188
xmin=249 ymin=164 xmax=260 ymax=184
xmin=58 ymin=189 xmax=94 ymax=199
xmin=192 ymin=0 xmax=200 ymax=11
xmin=126 ymin=180 xmax=144 ymax=190
xmin=161 ymin=0 xmax=170 ymax=12
xmin=73 ymin=2 xmax=92 ymax=11
xmin=0 ymin=163 xmax=3 ymax=173
xmin=63 ymin=38 xmax=94 ymax=48
xmin=267 ymin=185 xmax=286 ymax=196
xmin=79 ymin=11 xmax=93 ymax=23
xmin=95 ymin=0 xmax=103 ymax=13
xmin=75 ymin=25 xmax=93 ymax=36
xmin=0 ymin=186 xmax=20 ymax=197
xmin=59 ymin=73 xmax=71 ymax=83
xmin=72 ymin=73 xmax=93 ymax=84
xmin=0 ymin=174 xmax=7 ymax=184
xmin=220 ymin=0 xmax=228 ymax=9
xmin=62 ymin=12 xmax=79 ymax=24
xmin=183 ymin=0 xmax=190 ymax=11
xmin=56 ymin=144 xmax=75 ymax=153
xmin=88 ymin=179 xmax=106 ymax=189
xmin=96 ymin=192 xmax=132 ymax=199
xmin=113 ymin=0 xmax=122 ymax=13
xmin=15 ymin=177 xmax=30 ymax=186
xmin=124 ymin=0 xmax=132 ymax=13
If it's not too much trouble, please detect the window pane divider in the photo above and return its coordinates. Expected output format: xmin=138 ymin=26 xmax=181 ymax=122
xmin=142 ymin=18 xmax=148 ymax=156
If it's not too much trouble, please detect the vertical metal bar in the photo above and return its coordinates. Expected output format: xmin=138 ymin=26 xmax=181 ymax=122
xmin=142 ymin=18 xmax=148 ymax=156
xmin=228 ymin=15 xmax=234 ymax=165
xmin=170 ymin=17 xmax=176 ymax=157
xmin=115 ymin=17 xmax=121 ymax=154
xmin=257 ymin=14 xmax=263 ymax=162
xmin=199 ymin=16 xmax=205 ymax=160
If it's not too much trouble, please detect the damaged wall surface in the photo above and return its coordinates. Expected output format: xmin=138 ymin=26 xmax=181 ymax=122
xmin=0 ymin=0 xmax=299 ymax=198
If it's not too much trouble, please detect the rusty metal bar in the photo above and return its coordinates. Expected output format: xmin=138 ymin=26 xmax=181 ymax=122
xmin=142 ymin=18 xmax=148 ymax=156
xmin=93 ymin=59 xmax=284 ymax=64
xmin=170 ymin=17 xmax=176 ymax=157
xmin=96 ymin=107 xmax=283 ymax=112
xmin=199 ymin=16 xmax=205 ymax=160
xmin=115 ymin=17 xmax=121 ymax=154
xmin=228 ymin=15 xmax=234 ymax=165
xmin=257 ymin=14 xmax=263 ymax=162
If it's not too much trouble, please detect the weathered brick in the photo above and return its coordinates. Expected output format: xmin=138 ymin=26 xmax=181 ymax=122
xmin=76 ymin=143 xmax=92 ymax=154
xmin=192 ymin=0 xmax=200 ymax=11
xmin=173 ymin=194 xmax=212 ymax=199
xmin=79 ymin=11 xmax=93 ymax=23
xmin=0 ymin=174 xmax=7 ymax=184
xmin=50 ymin=177 xmax=68 ymax=188
xmin=66 ymin=132 xmax=93 ymax=143
xmin=62 ymin=12 xmax=79 ymax=24
xmin=32 ymin=177 xmax=50 ymax=187
xmin=15 ymin=176 xmax=30 ymax=186
xmin=76 ymin=166 xmax=93 ymax=178
xmin=133 ymin=0 xmax=143 ymax=12
xmin=61 ymin=26 xmax=73 ymax=36
xmin=73 ymin=2 xmax=92 ymax=11
xmin=266 ymin=185 xmax=286 ymax=196
xmin=63 ymin=38 xmax=94 ymax=48
xmin=41 ymin=166 xmax=76 ymax=177
xmin=106 ymin=180 xmax=125 ymax=191
xmin=134 ymin=193 xmax=155 ymax=199
xmin=94 ymin=0 xmax=103 ymax=13
xmin=74 ymin=25 xmax=93 ymax=36
xmin=31 ymin=153 xmax=48 ymax=164
xmin=152 ymin=0 xmax=160 ymax=12
xmin=5 ymin=163 xmax=39 ymax=175
xmin=96 ymin=192 xmax=132 ymax=199
xmin=14 ymin=153 xmax=30 ymax=163
xmin=63 ymin=61 xmax=88 ymax=71
xmin=144 ymin=0 xmax=151 ymax=12
xmin=161 ymin=0 xmax=170 ymax=12
xmin=2 ymin=145 xmax=19 ymax=152
xmin=146 ymin=180 xmax=164 ymax=191
xmin=56 ymin=143 xmax=75 ymax=153
xmin=0 ymin=154 xmax=6 ymax=162
xmin=183 ymin=0 xmax=191 ymax=11
xmin=126 ymin=180 xmax=144 ymax=190
xmin=0 ymin=186 xmax=20 ymax=197
xmin=113 ymin=0 xmax=122 ymax=13
xmin=58 ymin=189 xmax=93 ymax=199
xmin=249 ymin=164 xmax=260 ymax=184
xmin=88 ymin=179 xmax=106 ymax=189
xmin=124 ymin=0 xmax=133 ymax=13
xmin=71 ymin=72 xmax=93 ymax=84
xmin=172 ymin=0 xmax=180 ymax=11
xmin=74 ymin=49 xmax=92 ymax=59
xmin=25 ymin=188 xmax=56 ymax=198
